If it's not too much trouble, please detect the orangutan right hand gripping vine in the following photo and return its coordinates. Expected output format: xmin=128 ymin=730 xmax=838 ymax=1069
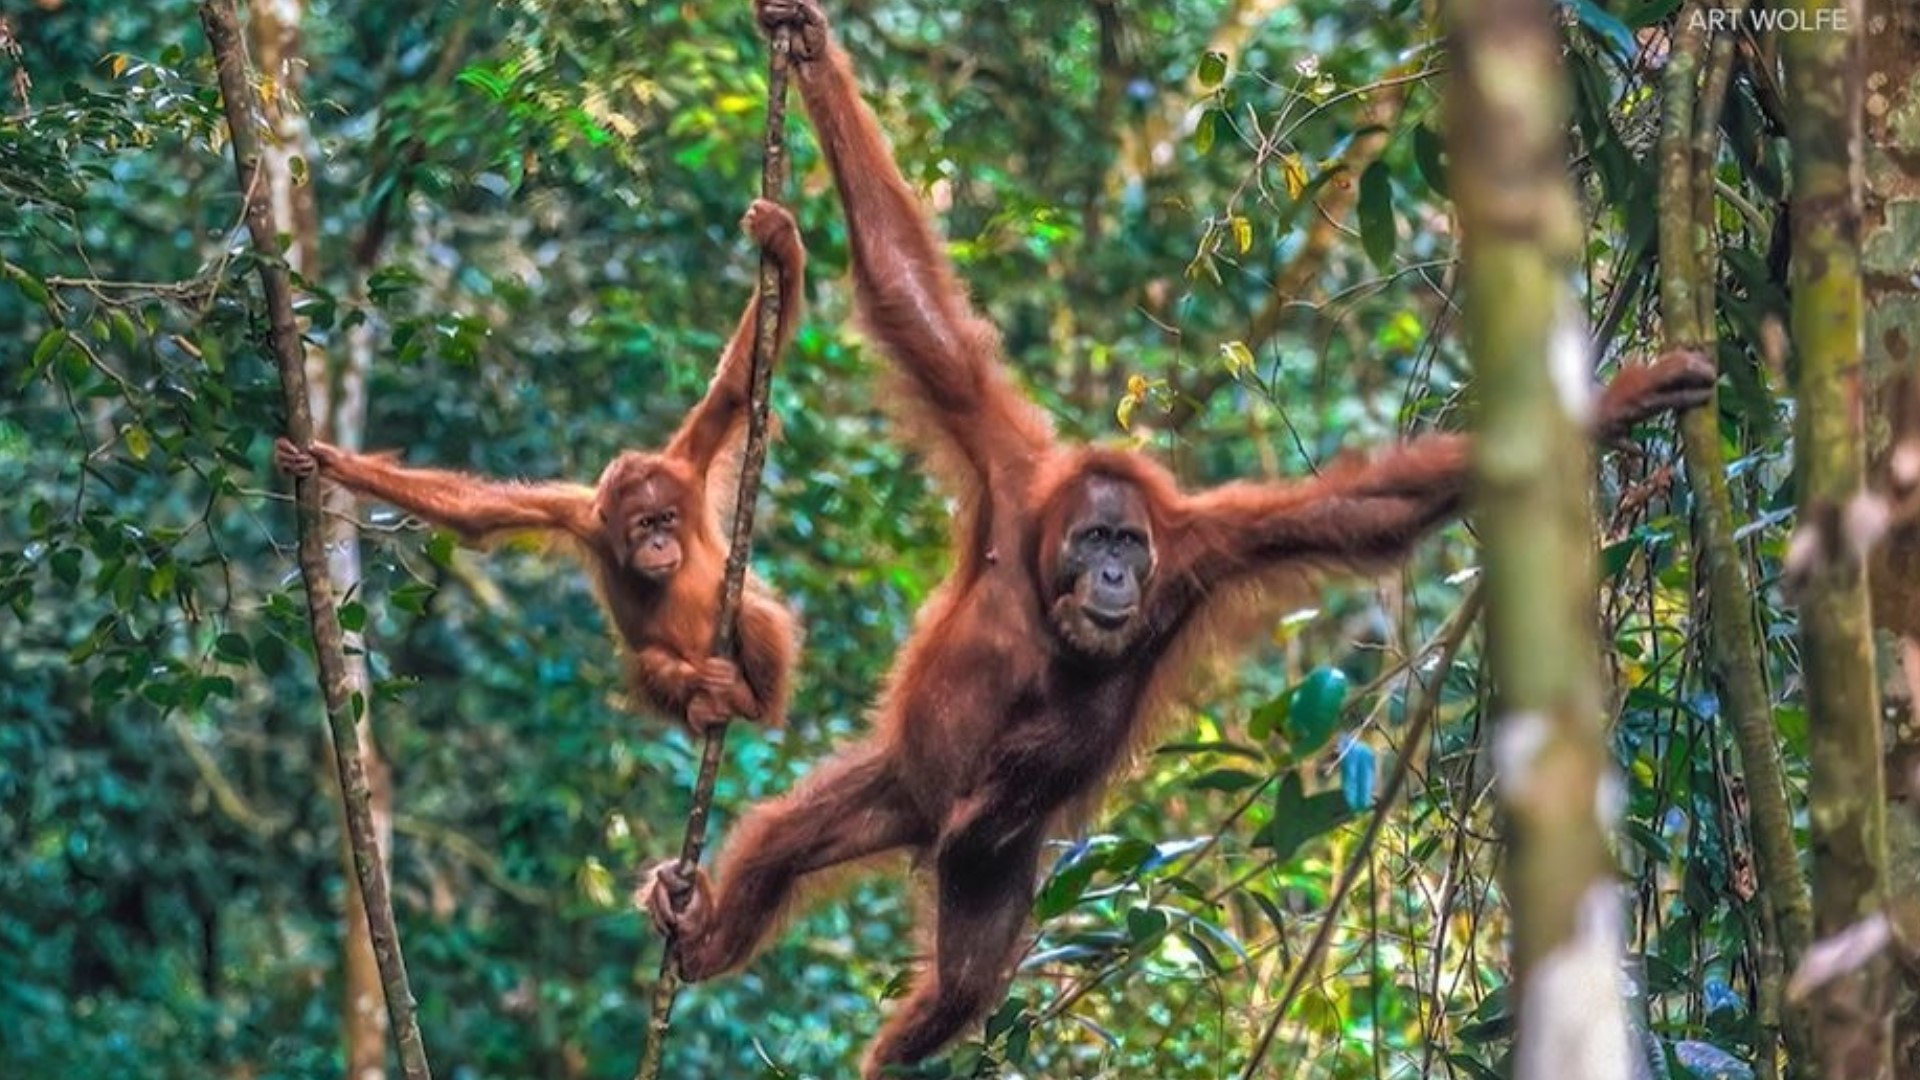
xmin=643 ymin=4 xmax=1716 ymax=1077
xmin=275 ymin=199 xmax=806 ymax=734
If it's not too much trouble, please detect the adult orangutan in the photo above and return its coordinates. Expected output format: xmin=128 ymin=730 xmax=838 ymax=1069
xmin=276 ymin=199 xmax=805 ymax=733
xmin=643 ymin=5 xmax=1717 ymax=1074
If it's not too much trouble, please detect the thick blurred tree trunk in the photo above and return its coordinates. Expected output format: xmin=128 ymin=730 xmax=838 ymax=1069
xmin=1657 ymin=7 xmax=1813 ymax=1073
xmin=1783 ymin=1 xmax=1891 ymax=1076
xmin=249 ymin=4 xmax=393 ymax=1076
xmin=1445 ymin=1 xmax=1630 ymax=1078
xmin=1859 ymin=0 xmax=1920 ymax=1069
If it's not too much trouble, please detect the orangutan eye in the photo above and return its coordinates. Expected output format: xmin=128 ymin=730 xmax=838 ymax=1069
xmin=1084 ymin=526 xmax=1110 ymax=544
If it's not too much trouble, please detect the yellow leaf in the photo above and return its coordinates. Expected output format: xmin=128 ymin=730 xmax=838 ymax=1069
xmin=1220 ymin=340 xmax=1256 ymax=377
xmin=716 ymin=93 xmax=758 ymax=114
xmin=1116 ymin=394 xmax=1139 ymax=432
xmin=109 ymin=54 xmax=128 ymax=79
xmin=1281 ymin=154 xmax=1308 ymax=200
xmin=1126 ymin=373 xmax=1149 ymax=397
xmin=1231 ymin=215 xmax=1252 ymax=254
xmin=577 ymin=857 xmax=616 ymax=908
xmin=124 ymin=424 xmax=151 ymax=461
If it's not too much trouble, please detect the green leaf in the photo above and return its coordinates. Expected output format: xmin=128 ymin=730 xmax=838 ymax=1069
xmin=1194 ymin=108 xmax=1220 ymax=156
xmin=1254 ymin=772 xmax=1353 ymax=862
xmin=1004 ymin=1018 xmax=1032 ymax=1063
xmin=984 ymin=996 xmax=1028 ymax=1040
xmin=1286 ymin=667 xmax=1348 ymax=755
xmin=109 ymin=309 xmax=139 ymax=350
xmin=1250 ymin=689 xmax=1290 ymax=741
xmin=339 ymin=601 xmax=367 ymax=633
xmin=147 ymin=561 xmax=176 ymax=601
xmin=197 ymin=334 xmax=225 ymax=374
xmin=1036 ymin=856 xmax=1098 ymax=920
xmin=1413 ymin=123 xmax=1449 ymax=197
xmin=1357 ymin=162 xmax=1395 ymax=272
xmin=29 ymin=328 xmax=69 ymax=377
xmin=1246 ymin=888 xmax=1289 ymax=936
xmin=254 ymin=633 xmax=288 ymax=673
xmin=214 ymin=632 xmax=252 ymax=664
xmin=1601 ymin=537 xmax=1637 ymax=580
xmin=8 ymin=264 xmax=50 ymax=305
xmin=1189 ymin=767 xmax=1263 ymax=792
xmin=456 ymin=65 xmax=513 ymax=101
xmin=1179 ymin=926 xmax=1224 ymax=973
xmin=1197 ymin=50 xmax=1228 ymax=89
xmin=1100 ymin=837 xmax=1156 ymax=875
xmin=1185 ymin=917 xmax=1248 ymax=965
xmin=391 ymin=581 xmax=436 ymax=615
xmin=1125 ymin=906 xmax=1168 ymax=945
xmin=50 ymin=548 xmax=82 ymax=588
xmin=426 ymin=531 xmax=457 ymax=569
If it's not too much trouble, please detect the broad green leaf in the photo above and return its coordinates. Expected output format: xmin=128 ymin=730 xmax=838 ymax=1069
xmin=1189 ymin=767 xmax=1262 ymax=792
xmin=1125 ymin=906 xmax=1168 ymax=945
xmin=146 ymin=561 xmax=176 ymax=601
xmin=1286 ymin=667 xmax=1349 ymax=754
xmin=1194 ymin=108 xmax=1220 ymax=155
xmin=1414 ymin=123 xmax=1449 ymax=197
xmin=1255 ymin=772 xmax=1353 ymax=862
xmin=1358 ymin=161 xmax=1395 ymax=271
xmin=8 ymin=265 xmax=50 ymax=305
xmin=30 ymin=328 xmax=69 ymax=376
xmin=1198 ymin=50 xmax=1228 ymax=89
xmin=214 ymin=632 xmax=252 ymax=664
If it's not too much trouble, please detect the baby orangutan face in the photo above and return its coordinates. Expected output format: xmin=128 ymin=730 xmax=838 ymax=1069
xmin=602 ymin=457 xmax=695 ymax=581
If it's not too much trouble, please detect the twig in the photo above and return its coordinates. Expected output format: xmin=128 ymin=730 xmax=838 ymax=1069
xmin=196 ymin=4 xmax=433 ymax=1077
xmin=631 ymin=26 xmax=793 ymax=1080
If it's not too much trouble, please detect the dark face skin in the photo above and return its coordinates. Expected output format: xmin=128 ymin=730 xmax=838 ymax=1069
xmin=615 ymin=472 xmax=689 ymax=581
xmin=1048 ymin=476 xmax=1156 ymax=657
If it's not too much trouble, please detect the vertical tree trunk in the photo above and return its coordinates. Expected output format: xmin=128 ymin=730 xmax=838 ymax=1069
xmin=198 ymin=3 xmax=430 ymax=1077
xmin=1657 ymin=7 xmax=1814 ymax=1072
xmin=248 ymin=4 xmax=392 ymax=1076
xmin=1784 ymin=1 xmax=1891 ymax=1076
xmin=1445 ymin=1 xmax=1630 ymax=1078
xmin=1859 ymin=0 xmax=1920 ymax=1069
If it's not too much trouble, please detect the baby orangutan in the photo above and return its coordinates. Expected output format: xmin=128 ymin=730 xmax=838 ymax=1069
xmin=276 ymin=199 xmax=804 ymax=732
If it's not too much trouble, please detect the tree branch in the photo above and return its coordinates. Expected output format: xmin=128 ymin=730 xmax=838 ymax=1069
xmin=197 ymin=3 xmax=433 ymax=1076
